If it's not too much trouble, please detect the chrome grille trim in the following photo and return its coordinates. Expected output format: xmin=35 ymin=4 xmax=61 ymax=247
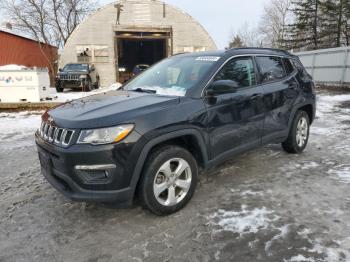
xmin=60 ymin=75 xmax=80 ymax=81
xmin=39 ymin=121 xmax=74 ymax=147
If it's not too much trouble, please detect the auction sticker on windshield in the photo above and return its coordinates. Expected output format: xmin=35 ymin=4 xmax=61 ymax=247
xmin=195 ymin=56 xmax=221 ymax=62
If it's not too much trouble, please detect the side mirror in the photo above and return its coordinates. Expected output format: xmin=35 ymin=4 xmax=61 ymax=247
xmin=58 ymin=68 xmax=63 ymax=72
xmin=90 ymin=65 xmax=95 ymax=72
xmin=206 ymin=80 xmax=238 ymax=96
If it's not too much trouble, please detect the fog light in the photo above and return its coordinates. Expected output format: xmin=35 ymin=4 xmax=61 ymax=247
xmin=75 ymin=164 xmax=116 ymax=183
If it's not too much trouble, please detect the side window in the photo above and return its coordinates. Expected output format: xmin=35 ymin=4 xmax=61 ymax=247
xmin=283 ymin=58 xmax=295 ymax=75
xmin=292 ymin=59 xmax=309 ymax=79
xmin=256 ymin=56 xmax=286 ymax=83
xmin=214 ymin=57 xmax=256 ymax=88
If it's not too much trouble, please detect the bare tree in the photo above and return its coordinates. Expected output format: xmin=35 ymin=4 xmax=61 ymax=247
xmin=1 ymin=0 xmax=97 ymax=48
xmin=259 ymin=0 xmax=292 ymax=48
xmin=228 ymin=23 xmax=263 ymax=48
xmin=1 ymin=0 xmax=97 ymax=81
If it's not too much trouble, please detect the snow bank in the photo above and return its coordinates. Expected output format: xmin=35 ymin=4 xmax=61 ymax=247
xmin=49 ymin=83 xmax=123 ymax=102
xmin=0 ymin=64 xmax=27 ymax=71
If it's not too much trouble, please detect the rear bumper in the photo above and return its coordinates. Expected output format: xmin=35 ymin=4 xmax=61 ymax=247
xmin=35 ymin=131 xmax=142 ymax=205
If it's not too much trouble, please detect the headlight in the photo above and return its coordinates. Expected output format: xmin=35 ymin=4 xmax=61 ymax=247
xmin=77 ymin=124 xmax=134 ymax=145
xmin=80 ymin=75 xmax=87 ymax=79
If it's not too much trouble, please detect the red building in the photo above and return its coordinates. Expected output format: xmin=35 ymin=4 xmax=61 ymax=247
xmin=0 ymin=30 xmax=58 ymax=81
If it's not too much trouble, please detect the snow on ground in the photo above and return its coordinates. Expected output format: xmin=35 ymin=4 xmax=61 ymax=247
xmin=0 ymin=111 xmax=42 ymax=150
xmin=284 ymin=254 xmax=315 ymax=262
xmin=209 ymin=205 xmax=280 ymax=236
xmin=265 ymin=224 xmax=290 ymax=255
xmin=297 ymin=229 xmax=350 ymax=262
xmin=328 ymin=165 xmax=350 ymax=184
xmin=48 ymin=83 xmax=122 ymax=103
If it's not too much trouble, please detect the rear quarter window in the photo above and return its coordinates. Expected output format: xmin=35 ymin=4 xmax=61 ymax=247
xmin=283 ymin=58 xmax=295 ymax=75
xmin=256 ymin=56 xmax=286 ymax=83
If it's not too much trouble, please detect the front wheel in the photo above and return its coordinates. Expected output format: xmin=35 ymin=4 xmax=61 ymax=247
xmin=282 ymin=110 xmax=310 ymax=154
xmin=56 ymin=83 xmax=64 ymax=93
xmin=138 ymin=145 xmax=198 ymax=216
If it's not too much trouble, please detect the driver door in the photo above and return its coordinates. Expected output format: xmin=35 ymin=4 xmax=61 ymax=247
xmin=204 ymin=56 xmax=265 ymax=160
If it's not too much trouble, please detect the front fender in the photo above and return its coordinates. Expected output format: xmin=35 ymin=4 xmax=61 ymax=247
xmin=128 ymin=128 xmax=209 ymax=197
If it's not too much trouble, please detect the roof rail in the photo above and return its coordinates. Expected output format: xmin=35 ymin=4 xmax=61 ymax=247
xmin=225 ymin=47 xmax=291 ymax=55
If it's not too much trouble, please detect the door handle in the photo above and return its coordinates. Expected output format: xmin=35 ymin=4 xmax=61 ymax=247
xmin=250 ymin=93 xmax=263 ymax=100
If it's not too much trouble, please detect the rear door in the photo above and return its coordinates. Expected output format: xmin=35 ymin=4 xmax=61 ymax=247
xmin=204 ymin=56 xmax=265 ymax=159
xmin=255 ymin=56 xmax=299 ymax=143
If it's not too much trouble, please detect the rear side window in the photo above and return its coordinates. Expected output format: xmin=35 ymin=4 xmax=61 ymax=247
xmin=283 ymin=58 xmax=295 ymax=75
xmin=256 ymin=56 xmax=286 ymax=83
xmin=214 ymin=57 xmax=256 ymax=88
xmin=292 ymin=59 xmax=309 ymax=79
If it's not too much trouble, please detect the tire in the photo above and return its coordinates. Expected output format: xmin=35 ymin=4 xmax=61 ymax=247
xmin=85 ymin=79 xmax=93 ymax=92
xmin=282 ymin=110 xmax=310 ymax=154
xmin=56 ymin=84 xmax=64 ymax=93
xmin=138 ymin=145 xmax=198 ymax=216
xmin=94 ymin=77 xmax=100 ymax=89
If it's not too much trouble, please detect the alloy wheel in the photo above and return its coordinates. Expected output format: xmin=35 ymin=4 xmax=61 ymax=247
xmin=296 ymin=117 xmax=308 ymax=147
xmin=153 ymin=158 xmax=192 ymax=206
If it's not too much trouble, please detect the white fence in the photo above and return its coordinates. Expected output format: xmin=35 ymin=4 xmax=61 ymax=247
xmin=295 ymin=46 xmax=350 ymax=86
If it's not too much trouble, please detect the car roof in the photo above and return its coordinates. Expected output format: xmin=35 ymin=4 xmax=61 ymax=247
xmin=174 ymin=48 xmax=295 ymax=59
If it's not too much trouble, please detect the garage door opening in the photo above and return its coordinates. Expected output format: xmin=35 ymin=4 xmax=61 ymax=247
xmin=117 ymin=38 xmax=167 ymax=83
xmin=115 ymin=29 xmax=172 ymax=83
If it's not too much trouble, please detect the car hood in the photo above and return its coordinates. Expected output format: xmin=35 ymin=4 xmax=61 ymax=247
xmin=46 ymin=91 xmax=180 ymax=129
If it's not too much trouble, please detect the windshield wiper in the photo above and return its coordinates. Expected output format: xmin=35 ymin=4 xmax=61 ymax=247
xmin=131 ymin=88 xmax=156 ymax=94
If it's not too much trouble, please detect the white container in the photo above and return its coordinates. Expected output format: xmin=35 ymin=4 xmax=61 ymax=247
xmin=0 ymin=67 xmax=51 ymax=103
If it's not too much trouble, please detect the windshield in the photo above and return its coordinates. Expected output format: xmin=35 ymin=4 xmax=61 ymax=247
xmin=125 ymin=56 xmax=220 ymax=96
xmin=63 ymin=64 xmax=89 ymax=72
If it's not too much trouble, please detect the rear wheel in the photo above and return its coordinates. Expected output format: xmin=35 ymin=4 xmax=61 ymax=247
xmin=282 ymin=110 xmax=310 ymax=154
xmin=138 ymin=145 xmax=198 ymax=216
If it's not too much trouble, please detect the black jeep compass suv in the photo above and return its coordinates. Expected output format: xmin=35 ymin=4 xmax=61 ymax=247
xmin=36 ymin=48 xmax=316 ymax=216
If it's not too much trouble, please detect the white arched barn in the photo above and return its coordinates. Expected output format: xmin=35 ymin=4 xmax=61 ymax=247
xmin=59 ymin=0 xmax=217 ymax=86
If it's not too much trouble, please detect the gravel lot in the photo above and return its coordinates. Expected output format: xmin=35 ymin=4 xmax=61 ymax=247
xmin=0 ymin=90 xmax=350 ymax=262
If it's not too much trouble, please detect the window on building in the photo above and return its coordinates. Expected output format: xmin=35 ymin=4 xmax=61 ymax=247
xmin=76 ymin=46 xmax=92 ymax=63
xmin=76 ymin=45 xmax=109 ymax=63
xmin=256 ymin=56 xmax=286 ymax=83
xmin=214 ymin=57 xmax=256 ymax=88
xmin=94 ymin=46 xmax=109 ymax=63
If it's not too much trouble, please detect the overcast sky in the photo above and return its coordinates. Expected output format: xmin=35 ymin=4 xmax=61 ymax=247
xmin=0 ymin=0 xmax=269 ymax=49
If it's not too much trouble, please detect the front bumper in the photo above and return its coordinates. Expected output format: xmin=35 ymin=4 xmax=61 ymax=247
xmin=57 ymin=78 xmax=90 ymax=89
xmin=35 ymin=131 xmax=142 ymax=205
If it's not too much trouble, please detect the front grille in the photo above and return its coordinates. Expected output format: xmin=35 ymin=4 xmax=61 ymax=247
xmin=60 ymin=75 xmax=80 ymax=81
xmin=39 ymin=121 xmax=75 ymax=147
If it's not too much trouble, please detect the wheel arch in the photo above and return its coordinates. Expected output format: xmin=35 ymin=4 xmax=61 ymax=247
xmin=129 ymin=129 xmax=209 ymax=198
xmin=289 ymin=102 xmax=316 ymax=129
